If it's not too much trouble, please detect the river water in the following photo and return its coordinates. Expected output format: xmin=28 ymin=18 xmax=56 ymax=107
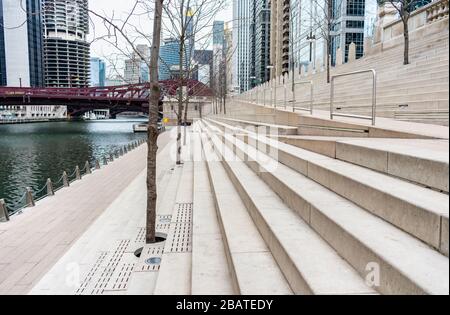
xmin=0 ymin=119 xmax=148 ymax=206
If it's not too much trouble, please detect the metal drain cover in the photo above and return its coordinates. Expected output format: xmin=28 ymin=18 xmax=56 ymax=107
xmin=145 ymin=257 xmax=162 ymax=265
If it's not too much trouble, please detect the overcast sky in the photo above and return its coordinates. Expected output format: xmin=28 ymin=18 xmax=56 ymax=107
xmin=88 ymin=0 xmax=233 ymax=77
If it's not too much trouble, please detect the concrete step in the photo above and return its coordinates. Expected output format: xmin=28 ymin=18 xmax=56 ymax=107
xmin=274 ymin=136 xmax=449 ymax=193
xmin=202 ymin=123 xmax=376 ymax=295
xmin=215 ymin=117 xmax=298 ymax=135
xmin=199 ymin=128 xmax=293 ymax=295
xmin=191 ymin=132 xmax=235 ymax=295
xmin=202 ymin=119 xmax=449 ymax=295
xmin=207 ymin=118 xmax=449 ymax=256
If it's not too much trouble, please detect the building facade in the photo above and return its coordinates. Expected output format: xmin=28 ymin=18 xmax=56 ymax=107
xmin=159 ymin=38 xmax=183 ymax=81
xmin=212 ymin=21 xmax=225 ymax=93
xmin=42 ymin=0 xmax=90 ymax=88
xmin=0 ymin=0 xmax=44 ymax=87
xmin=233 ymin=0 xmax=252 ymax=93
xmin=90 ymin=57 xmax=106 ymax=87
xmin=0 ymin=0 xmax=65 ymax=120
xmin=269 ymin=0 xmax=290 ymax=78
xmin=193 ymin=49 xmax=213 ymax=86
xmin=124 ymin=44 xmax=150 ymax=84
xmin=254 ymin=0 xmax=271 ymax=85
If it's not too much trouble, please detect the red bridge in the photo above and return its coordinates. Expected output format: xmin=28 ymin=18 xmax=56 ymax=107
xmin=0 ymin=80 xmax=213 ymax=116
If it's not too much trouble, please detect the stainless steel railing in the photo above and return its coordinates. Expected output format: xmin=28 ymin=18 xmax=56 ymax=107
xmin=292 ymin=80 xmax=314 ymax=114
xmin=330 ymin=69 xmax=377 ymax=126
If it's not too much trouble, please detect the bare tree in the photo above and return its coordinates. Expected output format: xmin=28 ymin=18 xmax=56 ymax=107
xmin=298 ymin=0 xmax=341 ymax=83
xmin=154 ymin=0 xmax=228 ymax=158
xmin=146 ymin=0 xmax=164 ymax=243
xmin=89 ymin=0 xmax=163 ymax=243
xmin=378 ymin=0 xmax=423 ymax=65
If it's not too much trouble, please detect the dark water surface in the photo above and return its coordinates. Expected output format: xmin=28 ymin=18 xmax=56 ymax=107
xmin=0 ymin=119 xmax=147 ymax=205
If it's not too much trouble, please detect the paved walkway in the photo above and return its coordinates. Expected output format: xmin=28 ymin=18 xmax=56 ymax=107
xmin=0 ymin=131 xmax=173 ymax=295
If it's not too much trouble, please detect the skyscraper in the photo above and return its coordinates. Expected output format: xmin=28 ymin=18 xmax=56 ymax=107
xmin=270 ymin=0 xmax=290 ymax=78
xmin=159 ymin=38 xmax=182 ymax=81
xmin=0 ymin=0 xmax=44 ymax=87
xmin=233 ymin=0 xmax=252 ymax=93
xmin=213 ymin=21 xmax=225 ymax=92
xmin=90 ymin=57 xmax=106 ymax=87
xmin=42 ymin=0 xmax=90 ymax=87
xmin=193 ymin=49 xmax=213 ymax=86
xmin=254 ymin=0 xmax=271 ymax=84
xmin=124 ymin=44 xmax=150 ymax=84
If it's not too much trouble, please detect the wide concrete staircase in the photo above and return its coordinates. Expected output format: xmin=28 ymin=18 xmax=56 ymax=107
xmin=167 ymin=117 xmax=449 ymax=295
xmin=240 ymin=17 xmax=449 ymax=126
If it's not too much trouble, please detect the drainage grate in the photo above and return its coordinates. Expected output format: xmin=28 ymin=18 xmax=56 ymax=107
xmin=106 ymin=262 xmax=135 ymax=291
xmin=166 ymin=203 xmax=193 ymax=253
xmin=173 ymin=203 xmax=193 ymax=223
xmin=76 ymin=240 xmax=134 ymax=295
xmin=134 ymin=227 xmax=146 ymax=244
xmin=76 ymin=251 xmax=108 ymax=295
xmin=167 ymin=222 xmax=192 ymax=253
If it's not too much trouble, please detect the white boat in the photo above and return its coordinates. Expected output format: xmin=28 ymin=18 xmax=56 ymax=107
xmin=133 ymin=123 xmax=148 ymax=133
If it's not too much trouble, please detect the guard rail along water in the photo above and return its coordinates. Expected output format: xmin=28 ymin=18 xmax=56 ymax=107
xmin=0 ymin=139 xmax=147 ymax=222
xmin=330 ymin=69 xmax=377 ymax=126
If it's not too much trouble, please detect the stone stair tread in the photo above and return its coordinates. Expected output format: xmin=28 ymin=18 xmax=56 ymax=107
xmin=268 ymin=137 xmax=449 ymax=216
xmin=191 ymin=133 xmax=235 ymax=295
xmin=205 ymin=126 xmax=377 ymax=295
xmin=208 ymin=123 xmax=449 ymax=294
xmin=200 ymin=131 xmax=292 ymax=295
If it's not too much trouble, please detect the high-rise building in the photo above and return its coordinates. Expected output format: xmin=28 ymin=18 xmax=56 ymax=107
xmin=124 ymin=44 xmax=150 ymax=84
xmin=0 ymin=0 xmax=44 ymax=87
xmin=270 ymin=0 xmax=290 ymax=78
xmin=233 ymin=0 xmax=252 ymax=93
xmin=193 ymin=49 xmax=213 ymax=86
xmin=224 ymin=23 xmax=234 ymax=94
xmin=42 ymin=0 xmax=90 ymax=87
xmin=213 ymin=21 xmax=225 ymax=92
xmin=90 ymin=57 xmax=106 ymax=87
xmin=254 ymin=0 xmax=271 ymax=85
xmin=186 ymin=7 xmax=195 ymax=59
xmin=159 ymin=38 xmax=182 ymax=81
xmin=0 ymin=0 xmax=65 ymax=121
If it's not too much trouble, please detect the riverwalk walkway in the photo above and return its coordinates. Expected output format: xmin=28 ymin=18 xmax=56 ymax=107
xmin=0 ymin=131 xmax=174 ymax=295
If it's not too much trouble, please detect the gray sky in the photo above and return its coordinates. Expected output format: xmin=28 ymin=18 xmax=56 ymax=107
xmin=88 ymin=0 xmax=233 ymax=76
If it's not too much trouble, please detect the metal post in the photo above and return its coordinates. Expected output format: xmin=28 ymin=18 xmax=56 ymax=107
xmin=95 ymin=160 xmax=100 ymax=170
xmin=110 ymin=153 xmax=114 ymax=162
xmin=284 ymin=83 xmax=287 ymax=109
xmin=124 ymin=146 xmax=128 ymax=154
xmin=103 ymin=156 xmax=108 ymax=165
xmin=372 ymin=72 xmax=377 ymax=126
xmin=46 ymin=178 xmax=54 ymax=196
xmin=120 ymin=147 xmax=124 ymax=156
xmin=75 ymin=166 xmax=81 ymax=180
xmin=263 ymin=88 xmax=266 ymax=107
xmin=0 ymin=199 xmax=10 ymax=221
xmin=25 ymin=187 xmax=35 ymax=207
xmin=63 ymin=171 xmax=69 ymax=187
xmin=85 ymin=161 xmax=91 ymax=174
xmin=330 ymin=76 xmax=335 ymax=120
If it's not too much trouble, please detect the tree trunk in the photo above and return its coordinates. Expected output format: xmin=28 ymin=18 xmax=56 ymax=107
xmin=146 ymin=0 xmax=164 ymax=244
xmin=403 ymin=18 xmax=410 ymax=65
xmin=326 ymin=0 xmax=332 ymax=84
xmin=183 ymin=101 xmax=189 ymax=145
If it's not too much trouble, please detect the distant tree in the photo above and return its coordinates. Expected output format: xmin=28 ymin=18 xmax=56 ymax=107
xmin=378 ymin=0 xmax=424 ymax=65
